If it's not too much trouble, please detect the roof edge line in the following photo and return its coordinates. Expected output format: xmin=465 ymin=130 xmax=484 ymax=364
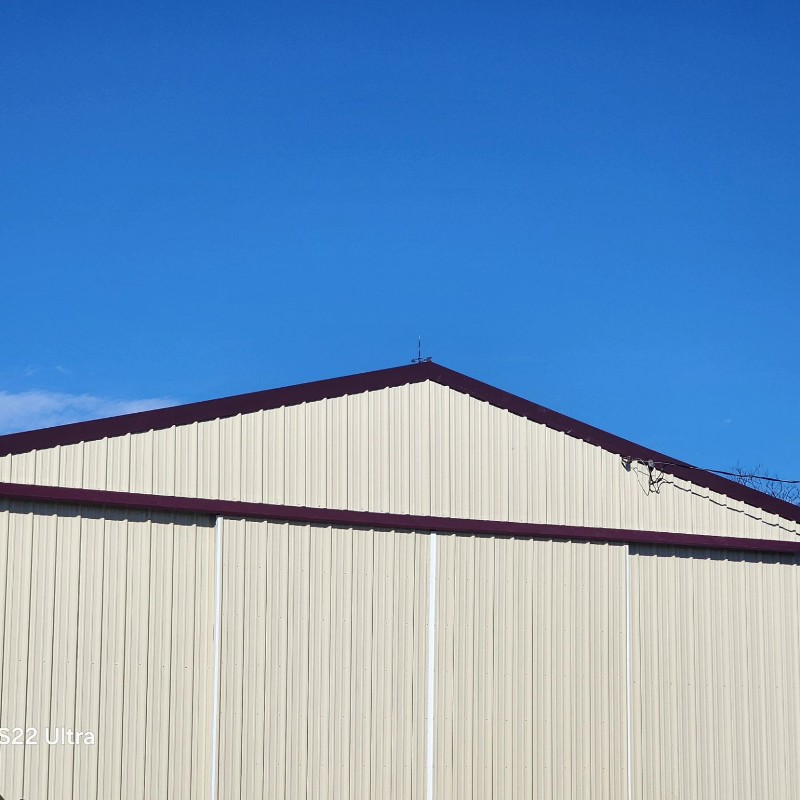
xmin=0 ymin=359 xmax=797 ymax=525
xmin=0 ymin=362 xmax=433 ymax=457
xmin=424 ymin=364 xmax=800 ymax=526
xmin=1 ymin=482 xmax=797 ymax=555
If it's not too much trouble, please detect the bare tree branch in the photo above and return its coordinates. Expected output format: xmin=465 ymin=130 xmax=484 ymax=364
xmin=729 ymin=463 xmax=800 ymax=505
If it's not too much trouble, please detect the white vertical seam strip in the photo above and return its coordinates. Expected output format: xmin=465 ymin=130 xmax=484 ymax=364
xmin=625 ymin=543 xmax=633 ymax=800
xmin=210 ymin=515 xmax=223 ymax=800
xmin=426 ymin=531 xmax=438 ymax=800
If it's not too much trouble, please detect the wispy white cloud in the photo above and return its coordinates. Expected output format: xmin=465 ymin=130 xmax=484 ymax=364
xmin=0 ymin=390 xmax=177 ymax=435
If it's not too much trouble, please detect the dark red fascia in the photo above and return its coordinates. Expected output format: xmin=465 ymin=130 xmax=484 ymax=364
xmin=0 ymin=360 xmax=798 ymax=526
xmin=1 ymin=481 xmax=798 ymax=555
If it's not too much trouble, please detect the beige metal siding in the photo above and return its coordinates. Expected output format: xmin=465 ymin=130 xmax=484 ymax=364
xmin=2 ymin=500 xmax=800 ymax=800
xmin=215 ymin=519 xmax=430 ymax=799
xmin=3 ymin=381 xmax=796 ymax=541
xmin=0 ymin=501 xmax=214 ymax=800
xmin=630 ymin=546 xmax=800 ymax=799
xmin=434 ymin=535 xmax=629 ymax=799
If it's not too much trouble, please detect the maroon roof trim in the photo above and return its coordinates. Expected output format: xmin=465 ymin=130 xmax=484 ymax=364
xmin=425 ymin=364 xmax=800 ymax=525
xmin=1 ymin=482 xmax=797 ymax=555
xmin=0 ymin=360 xmax=797 ymax=524
xmin=0 ymin=363 xmax=429 ymax=457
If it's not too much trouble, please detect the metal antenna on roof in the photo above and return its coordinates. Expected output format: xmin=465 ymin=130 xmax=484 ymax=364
xmin=411 ymin=336 xmax=432 ymax=364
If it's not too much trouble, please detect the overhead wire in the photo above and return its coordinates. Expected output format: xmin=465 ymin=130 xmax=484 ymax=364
xmin=623 ymin=457 xmax=800 ymax=485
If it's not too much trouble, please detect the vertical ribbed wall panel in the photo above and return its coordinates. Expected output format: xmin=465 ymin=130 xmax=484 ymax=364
xmin=326 ymin=396 xmax=348 ymax=510
xmin=152 ymin=426 xmax=176 ymax=496
xmin=96 ymin=512 xmax=127 ymax=799
xmin=217 ymin=520 xmax=429 ymax=799
xmin=175 ymin=422 xmax=198 ymax=498
xmin=22 ymin=505 xmax=58 ymax=799
xmin=72 ymin=510 xmax=104 ymax=798
xmin=219 ymin=415 xmax=242 ymax=502
xmin=8 ymin=381 xmax=799 ymax=541
xmin=83 ymin=439 xmax=107 ymax=489
xmin=11 ymin=449 xmax=36 ymax=483
xmin=121 ymin=509 xmax=150 ymax=799
xmin=0 ymin=501 xmax=214 ymax=800
xmin=197 ymin=419 xmax=220 ymax=500
xmin=1 ymin=502 xmax=799 ymax=799
xmin=47 ymin=511 xmax=81 ymax=795
xmin=434 ymin=535 xmax=629 ymax=799
xmin=144 ymin=513 xmax=175 ymax=796
xmin=630 ymin=546 xmax=800 ymax=799
xmin=130 ymin=432 xmax=153 ymax=494
xmin=0 ymin=506 xmax=34 ymax=792
xmin=106 ymin=433 xmax=130 ymax=493
xmin=284 ymin=404 xmax=306 ymax=508
xmin=169 ymin=517 xmax=203 ymax=796
xmin=240 ymin=411 xmax=262 ymax=503
xmin=347 ymin=392 xmax=369 ymax=512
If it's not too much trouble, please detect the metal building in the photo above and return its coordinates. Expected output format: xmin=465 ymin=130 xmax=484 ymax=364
xmin=0 ymin=361 xmax=798 ymax=799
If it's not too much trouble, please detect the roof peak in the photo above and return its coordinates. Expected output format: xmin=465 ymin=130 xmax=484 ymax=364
xmin=1 ymin=361 xmax=798 ymax=525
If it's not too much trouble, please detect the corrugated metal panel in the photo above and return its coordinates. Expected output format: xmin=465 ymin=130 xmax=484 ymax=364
xmin=11 ymin=381 xmax=800 ymax=540
xmin=630 ymin=546 xmax=800 ymax=799
xmin=0 ymin=504 xmax=34 ymax=794
xmin=434 ymin=534 xmax=629 ymax=799
xmin=0 ymin=501 xmax=214 ymax=800
xmin=47 ymin=510 xmax=81 ymax=796
xmin=121 ymin=508 xmax=150 ymax=798
xmin=3 ymin=499 xmax=799 ymax=799
xmin=216 ymin=519 xmax=429 ymax=799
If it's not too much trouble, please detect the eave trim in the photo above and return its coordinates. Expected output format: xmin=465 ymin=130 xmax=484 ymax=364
xmin=1 ymin=481 xmax=797 ymax=555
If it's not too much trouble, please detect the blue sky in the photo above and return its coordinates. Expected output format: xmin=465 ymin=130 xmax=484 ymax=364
xmin=2 ymin=1 xmax=799 ymax=480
